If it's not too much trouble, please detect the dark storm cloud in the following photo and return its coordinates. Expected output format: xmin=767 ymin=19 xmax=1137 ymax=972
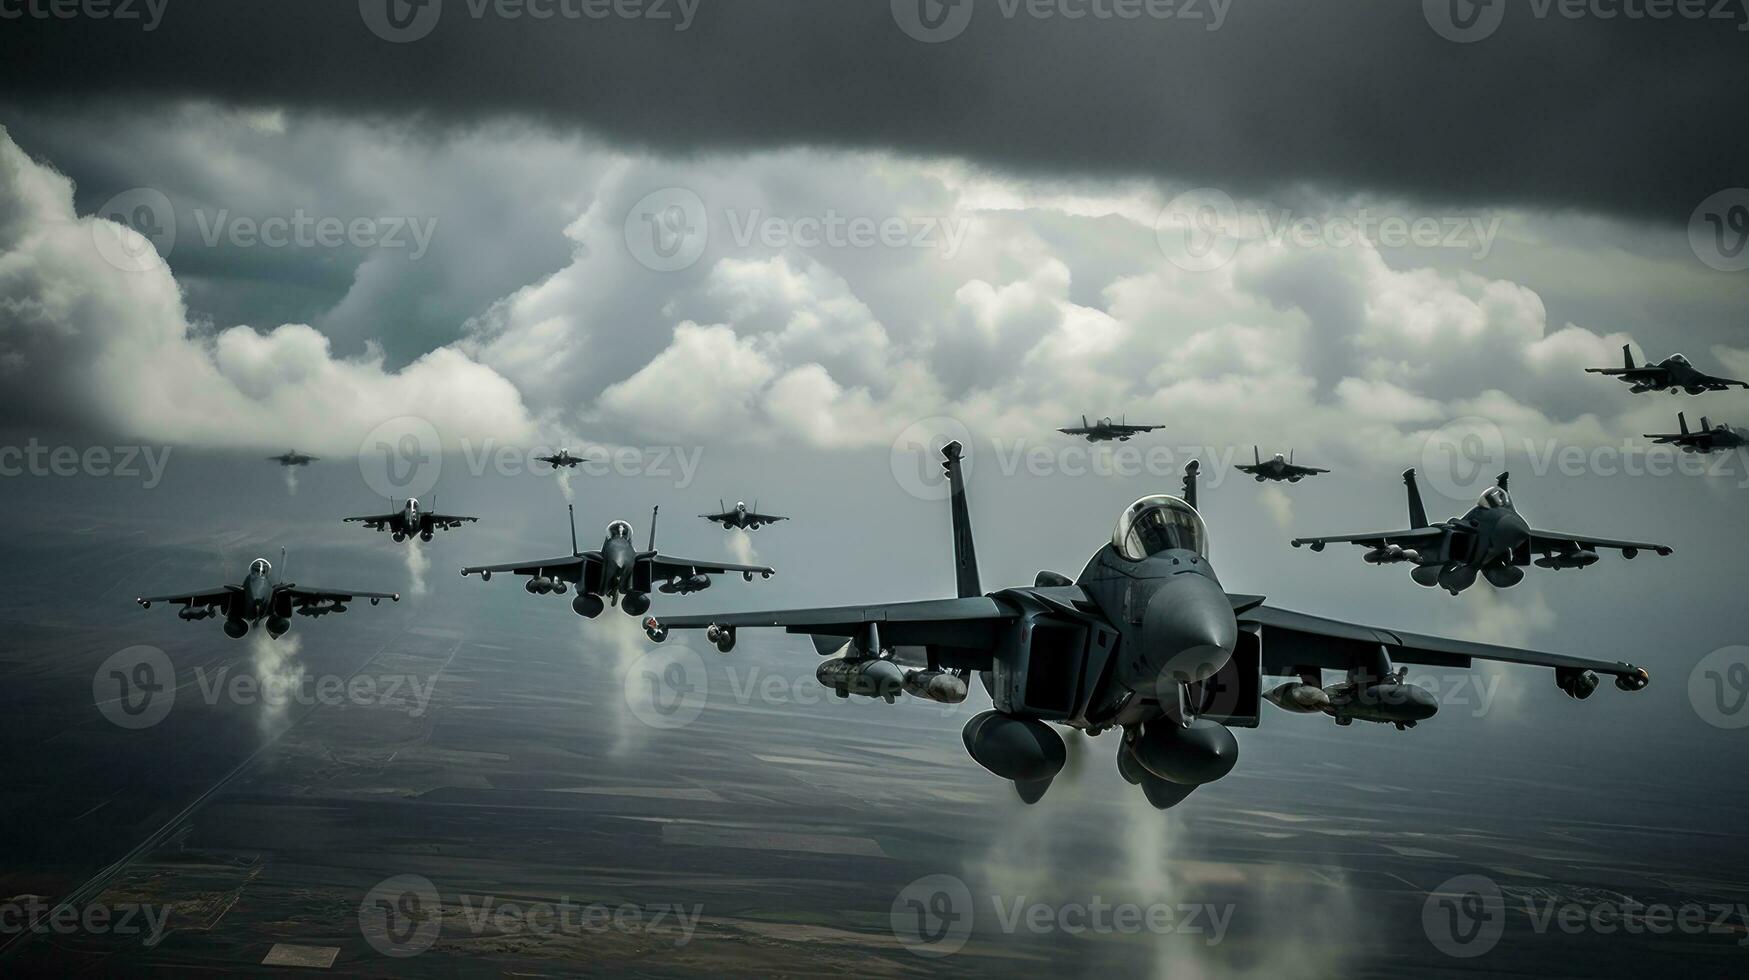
xmin=2 ymin=0 xmax=1745 ymax=223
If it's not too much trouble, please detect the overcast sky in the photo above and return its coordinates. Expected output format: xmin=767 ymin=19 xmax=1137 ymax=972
xmin=1 ymin=1 xmax=1746 ymax=756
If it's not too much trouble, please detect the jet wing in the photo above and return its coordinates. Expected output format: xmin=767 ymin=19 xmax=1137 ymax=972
xmin=1584 ymin=366 xmax=1663 ymax=379
xmin=1526 ymin=530 xmax=1673 ymax=557
xmin=343 ymin=513 xmax=395 ymax=527
xmin=644 ymin=596 xmax=1014 ymax=667
xmin=1116 ymin=424 xmax=1162 ymax=433
xmin=1288 ymin=465 xmax=1331 ymax=476
xmin=427 ymin=514 xmax=480 ymax=527
xmin=280 ymin=585 xmax=400 ymax=603
xmin=1290 ymin=527 xmax=1445 ymax=549
xmin=1695 ymin=373 xmax=1749 ymax=391
xmin=648 ymin=554 xmax=775 ymax=578
xmin=1057 ymin=427 xmax=1093 ymax=436
xmin=1643 ymin=431 xmax=1703 ymax=447
xmin=1241 ymin=603 xmax=1649 ymax=685
xmin=136 ymin=585 xmax=239 ymax=608
xmin=745 ymin=513 xmax=788 ymax=524
xmin=461 ymin=554 xmax=598 ymax=582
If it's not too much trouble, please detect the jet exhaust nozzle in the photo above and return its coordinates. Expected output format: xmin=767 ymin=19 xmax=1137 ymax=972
xmin=1483 ymin=563 xmax=1526 ymax=589
xmin=1130 ymin=718 xmax=1238 ymax=786
xmin=962 ymin=710 xmax=1067 ymax=785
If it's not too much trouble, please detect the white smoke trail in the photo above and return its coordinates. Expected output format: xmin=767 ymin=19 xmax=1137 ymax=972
xmin=403 ymin=539 xmax=430 ymax=598
xmin=962 ymin=747 xmax=1360 ymax=978
xmin=283 ymin=468 xmax=299 ymax=496
xmin=248 ymin=631 xmax=306 ymax=735
xmin=556 ymin=468 xmax=576 ymax=503
xmin=1257 ymin=486 xmax=1294 ymax=531
xmin=727 ymin=528 xmax=759 ymax=568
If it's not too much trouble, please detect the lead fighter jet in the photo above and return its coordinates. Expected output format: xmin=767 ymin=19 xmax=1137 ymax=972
xmin=1236 ymin=448 xmax=1329 ymax=484
xmin=701 ymin=500 xmax=788 ymax=531
xmin=640 ymin=445 xmax=1650 ymax=810
xmin=136 ymin=553 xmax=398 ymax=639
xmin=535 ymin=448 xmax=587 ymax=469
xmin=461 ymin=506 xmax=775 ymax=619
xmin=268 ymin=450 xmax=318 ymax=467
xmin=1059 ymin=415 xmax=1163 ymax=443
xmin=1291 ymin=470 xmax=1673 ymax=594
xmin=1644 ymin=412 xmax=1747 ymax=455
xmin=344 ymin=497 xmax=479 ymax=543
xmin=1586 ymin=345 xmax=1749 ymax=394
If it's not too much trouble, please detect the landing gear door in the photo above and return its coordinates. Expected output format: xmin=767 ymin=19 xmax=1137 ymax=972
xmin=1188 ymin=623 xmax=1261 ymax=728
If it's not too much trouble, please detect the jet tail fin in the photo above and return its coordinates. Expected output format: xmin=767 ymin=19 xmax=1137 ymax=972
xmin=1404 ymin=469 xmax=1429 ymax=528
xmin=941 ymin=441 xmax=981 ymax=598
xmin=568 ymin=505 xmax=580 ymax=557
xmin=648 ymin=506 xmax=659 ymax=552
xmin=1182 ymin=460 xmax=1200 ymax=511
xmin=1701 ymin=417 xmax=1712 ymax=433
xmin=1680 ymin=412 xmax=1690 ymax=435
xmin=1254 ymin=446 xmax=1261 ymax=466
xmin=279 ymin=547 xmax=288 ymax=585
xmin=1623 ymin=344 xmax=1636 ymax=370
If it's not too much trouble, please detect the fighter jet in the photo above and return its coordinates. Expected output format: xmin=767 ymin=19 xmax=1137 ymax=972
xmin=639 ymin=444 xmax=1650 ymax=810
xmin=535 ymin=448 xmax=586 ymax=469
xmin=1586 ymin=345 xmax=1749 ymax=394
xmin=1058 ymin=415 xmax=1163 ymax=443
xmin=1290 ymin=470 xmax=1673 ymax=594
xmin=344 ymin=497 xmax=479 ymax=543
xmin=701 ymin=500 xmax=789 ymax=531
xmin=1236 ymin=448 xmax=1330 ymax=484
xmin=1643 ymin=412 xmax=1747 ymax=454
xmin=268 ymin=450 xmax=318 ymax=467
xmin=135 ymin=552 xmax=398 ymax=639
xmin=461 ymin=506 xmax=775 ymax=619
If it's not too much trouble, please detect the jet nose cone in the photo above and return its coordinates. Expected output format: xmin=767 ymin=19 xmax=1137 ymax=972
xmin=1141 ymin=572 xmax=1239 ymax=687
